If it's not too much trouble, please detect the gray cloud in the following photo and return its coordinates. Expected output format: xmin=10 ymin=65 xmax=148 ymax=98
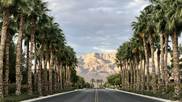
xmin=43 ymin=0 xmax=149 ymax=56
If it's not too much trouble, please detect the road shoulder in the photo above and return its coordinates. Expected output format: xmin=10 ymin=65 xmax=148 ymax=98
xmin=105 ymin=88 xmax=176 ymax=102
xmin=20 ymin=89 xmax=86 ymax=102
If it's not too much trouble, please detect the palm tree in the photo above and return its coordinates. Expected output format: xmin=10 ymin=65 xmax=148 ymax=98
xmin=157 ymin=46 xmax=161 ymax=90
xmin=142 ymin=6 xmax=157 ymax=93
xmin=163 ymin=0 xmax=182 ymax=96
xmin=4 ymin=28 xmax=10 ymax=95
xmin=15 ymin=0 xmax=31 ymax=97
xmin=164 ymin=34 xmax=169 ymax=91
xmin=90 ymin=79 xmax=95 ymax=88
xmin=129 ymin=58 xmax=133 ymax=90
xmin=100 ymin=79 xmax=104 ymax=88
xmin=27 ymin=0 xmax=49 ymax=95
xmin=150 ymin=0 xmax=167 ymax=93
xmin=114 ymin=54 xmax=123 ymax=88
xmin=96 ymin=79 xmax=100 ymax=88
xmin=0 ymin=0 xmax=12 ymax=98
xmin=4 ymin=17 xmax=17 ymax=95
xmin=132 ymin=19 xmax=149 ymax=92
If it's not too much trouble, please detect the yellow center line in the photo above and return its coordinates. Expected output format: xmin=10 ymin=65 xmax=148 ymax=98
xmin=95 ymin=88 xmax=99 ymax=102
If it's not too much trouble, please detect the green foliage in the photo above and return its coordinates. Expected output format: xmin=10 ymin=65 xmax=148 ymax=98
xmin=84 ymin=82 xmax=91 ymax=88
xmin=167 ymin=85 xmax=174 ymax=93
xmin=107 ymin=73 xmax=121 ymax=85
xmin=70 ymin=68 xmax=78 ymax=85
xmin=8 ymin=86 xmax=16 ymax=95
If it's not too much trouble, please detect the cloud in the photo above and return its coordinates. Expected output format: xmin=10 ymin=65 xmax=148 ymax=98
xmin=43 ymin=0 xmax=150 ymax=57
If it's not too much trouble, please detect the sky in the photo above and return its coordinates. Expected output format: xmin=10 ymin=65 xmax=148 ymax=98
xmin=42 ymin=0 xmax=151 ymax=57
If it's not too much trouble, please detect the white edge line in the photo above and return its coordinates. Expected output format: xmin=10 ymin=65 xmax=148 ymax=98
xmin=20 ymin=89 xmax=86 ymax=102
xmin=105 ymin=88 xmax=176 ymax=102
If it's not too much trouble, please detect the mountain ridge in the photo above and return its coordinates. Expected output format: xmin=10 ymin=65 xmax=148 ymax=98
xmin=76 ymin=52 xmax=173 ymax=83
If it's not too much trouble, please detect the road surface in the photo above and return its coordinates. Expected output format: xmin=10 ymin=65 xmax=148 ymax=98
xmin=33 ymin=89 xmax=167 ymax=102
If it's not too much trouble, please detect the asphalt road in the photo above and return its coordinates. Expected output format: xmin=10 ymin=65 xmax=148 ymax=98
xmin=33 ymin=89 xmax=165 ymax=102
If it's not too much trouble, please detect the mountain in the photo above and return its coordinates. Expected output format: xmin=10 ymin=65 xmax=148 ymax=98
xmin=76 ymin=52 xmax=173 ymax=83
xmin=76 ymin=52 xmax=120 ymax=82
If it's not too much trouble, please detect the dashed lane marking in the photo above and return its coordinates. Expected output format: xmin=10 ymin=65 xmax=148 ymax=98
xmin=95 ymin=88 xmax=98 ymax=102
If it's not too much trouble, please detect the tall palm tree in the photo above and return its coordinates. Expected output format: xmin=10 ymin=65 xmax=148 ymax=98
xmin=15 ymin=0 xmax=31 ymax=97
xmin=4 ymin=17 xmax=17 ymax=95
xmin=163 ymin=0 xmax=182 ymax=96
xmin=0 ymin=0 xmax=13 ymax=98
xmin=164 ymin=34 xmax=169 ymax=91
xmin=27 ymin=0 xmax=49 ymax=95
xmin=150 ymin=0 xmax=167 ymax=93
xmin=90 ymin=79 xmax=95 ymax=88
xmin=115 ymin=54 xmax=124 ymax=88
xmin=4 ymin=28 xmax=10 ymax=95
xmin=143 ymin=6 xmax=157 ymax=93
xmin=96 ymin=79 xmax=100 ymax=88
xmin=132 ymin=18 xmax=150 ymax=92
xmin=100 ymin=79 xmax=104 ymax=87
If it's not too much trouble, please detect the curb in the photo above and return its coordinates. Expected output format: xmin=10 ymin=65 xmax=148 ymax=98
xmin=20 ymin=89 xmax=86 ymax=102
xmin=105 ymin=88 xmax=176 ymax=102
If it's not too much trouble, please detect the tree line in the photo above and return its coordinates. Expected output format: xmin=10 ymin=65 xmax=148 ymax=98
xmin=90 ymin=79 xmax=104 ymax=88
xmin=0 ymin=0 xmax=78 ymax=99
xmin=115 ymin=0 xmax=182 ymax=97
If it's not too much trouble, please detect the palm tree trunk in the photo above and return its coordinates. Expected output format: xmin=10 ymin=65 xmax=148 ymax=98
xmin=160 ymin=32 xmax=165 ymax=94
xmin=49 ymin=44 xmax=53 ymax=92
xmin=130 ymin=58 xmax=133 ymax=90
xmin=15 ymin=13 xmax=26 ymax=97
xmin=43 ymin=57 xmax=46 ymax=90
xmin=27 ymin=18 xmax=36 ymax=95
xmin=164 ymin=34 xmax=169 ymax=92
xmin=133 ymin=59 xmax=136 ymax=90
xmin=4 ymin=28 xmax=10 ymax=95
xmin=120 ymin=63 xmax=123 ymax=89
xmin=44 ymin=42 xmax=49 ymax=92
xmin=66 ymin=66 xmax=68 ymax=89
xmin=123 ymin=60 xmax=126 ymax=89
xmin=141 ymin=58 xmax=145 ymax=91
xmin=143 ymin=36 xmax=149 ymax=92
xmin=139 ymin=50 xmax=143 ymax=91
xmin=64 ymin=65 xmax=66 ymax=90
xmin=63 ymin=65 xmax=65 ymax=90
xmin=149 ymin=32 xmax=157 ymax=93
xmin=60 ymin=62 xmax=63 ymax=90
xmin=144 ymin=57 xmax=146 ymax=90
xmin=38 ymin=39 xmax=45 ymax=95
xmin=126 ymin=59 xmax=129 ymax=90
xmin=58 ymin=63 xmax=60 ymax=90
xmin=54 ymin=52 xmax=58 ymax=91
xmin=147 ymin=52 xmax=150 ymax=92
xmin=135 ymin=54 xmax=140 ymax=91
xmin=69 ymin=67 xmax=71 ymax=89
xmin=42 ymin=59 xmax=45 ymax=89
xmin=157 ymin=47 xmax=161 ymax=91
xmin=171 ymin=29 xmax=180 ymax=97
xmin=34 ymin=42 xmax=37 ymax=91
xmin=0 ymin=7 xmax=10 ymax=99
xmin=125 ymin=60 xmax=127 ymax=89
xmin=122 ymin=61 xmax=124 ymax=89
xmin=54 ymin=66 xmax=57 ymax=91
xmin=26 ymin=37 xmax=29 ymax=86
